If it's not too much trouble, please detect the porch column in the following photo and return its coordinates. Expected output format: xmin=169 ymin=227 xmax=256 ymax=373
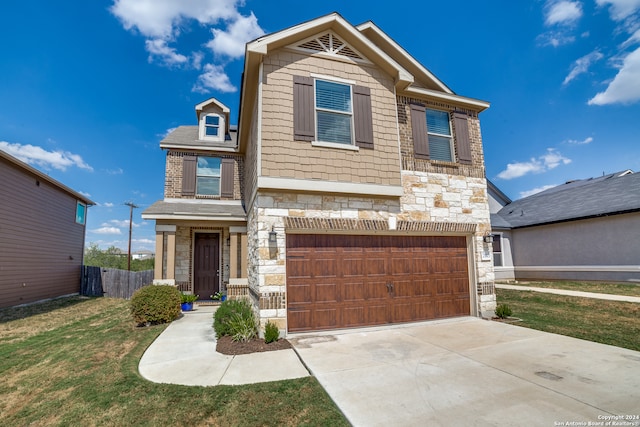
xmin=154 ymin=231 xmax=163 ymax=281
xmin=154 ymin=224 xmax=176 ymax=285
xmin=166 ymin=231 xmax=176 ymax=281
xmin=229 ymin=232 xmax=239 ymax=279
xmin=240 ymin=232 xmax=248 ymax=278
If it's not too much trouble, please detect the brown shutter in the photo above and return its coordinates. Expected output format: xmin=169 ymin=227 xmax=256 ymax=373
xmin=453 ymin=112 xmax=472 ymax=164
xmin=353 ymin=85 xmax=374 ymax=149
xmin=182 ymin=155 xmax=197 ymax=196
xmin=410 ymin=103 xmax=429 ymax=159
xmin=293 ymin=75 xmax=314 ymax=141
xmin=220 ymin=158 xmax=235 ymax=198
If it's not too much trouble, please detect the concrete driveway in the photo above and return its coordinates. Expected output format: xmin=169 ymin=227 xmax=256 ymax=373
xmin=290 ymin=318 xmax=640 ymax=427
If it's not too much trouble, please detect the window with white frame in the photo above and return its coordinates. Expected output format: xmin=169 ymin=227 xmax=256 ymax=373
xmin=75 ymin=201 xmax=86 ymax=225
xmin=315 ymin=79 xmax=353 ymax=145
xmin=205 ymin=115 xmax=220 ymax=137
xmin=426 ymin=109 xmax=454 ymax=162
xmin=196 ymin=157 xmax=221 ymax=196
xmin=199 ymin=113 xmax=225 ymax=142
xmin=492 ymin=234 xmax=503 ymax=267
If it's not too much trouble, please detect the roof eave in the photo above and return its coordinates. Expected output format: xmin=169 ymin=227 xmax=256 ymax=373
xmin=404 ymin=86 xmax=490 ymax=112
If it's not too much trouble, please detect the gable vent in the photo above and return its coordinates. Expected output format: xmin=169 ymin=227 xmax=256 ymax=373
xmin=293 ymin=32 xmax=366 ymax=62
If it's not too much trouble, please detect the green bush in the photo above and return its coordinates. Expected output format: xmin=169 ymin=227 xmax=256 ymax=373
xmin=495 ymin=303 xmax=513 ymax=319
xmin=228 ymin=312 xmax=258 ymax=342
xmin=213 ymin=298 xmax=255 ymax=338
xmin=180 ymin=292 xmax=198 ymax=303
xmin=130 ymin=285 xmax=181 ymax=326
xmin=264 ymin=321 xmax=280 ymax=344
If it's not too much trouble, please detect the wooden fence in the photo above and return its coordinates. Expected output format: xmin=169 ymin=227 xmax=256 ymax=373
xmin=81 ymin=266 xmax=154 ymax=299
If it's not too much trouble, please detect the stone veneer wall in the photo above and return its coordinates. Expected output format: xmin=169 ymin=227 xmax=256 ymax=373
xmin=248 ymin=170 xmax=496 ymax=331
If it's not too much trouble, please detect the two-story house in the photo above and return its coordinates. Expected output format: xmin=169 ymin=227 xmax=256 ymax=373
xmin=143 ymin=13 xmax=496 ymax=334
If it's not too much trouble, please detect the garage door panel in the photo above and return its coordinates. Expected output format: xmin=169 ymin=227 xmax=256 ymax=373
xmin=287 ymin=234 xmax=470 ymax=332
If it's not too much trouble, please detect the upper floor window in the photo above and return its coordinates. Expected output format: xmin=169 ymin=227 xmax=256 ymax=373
xmin=315 ymin=79 xmax=353 ymax=145
xmin=196 ymin=157 xmax=221 ymax=196
xmin=199 ymin=113 xmax=225 ymax=142
xmin=426 ymin=109 xmax=453 ymax=162
xmin=75 ymin=201 xmax=86 ymax=225
xmin=293 ymin=75 xmax=374 ymax=150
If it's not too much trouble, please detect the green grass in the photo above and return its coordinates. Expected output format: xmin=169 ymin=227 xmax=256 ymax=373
xmin=0 ymin=297 xmax=348 ymax=427
xmin=498 ymin=280 xmax=640 ymax=297
xmin=497 ymin=288 xmax=640 ymax=352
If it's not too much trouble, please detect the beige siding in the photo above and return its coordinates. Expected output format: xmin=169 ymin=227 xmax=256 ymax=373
xmin=259 ymin=49 xmax=402 ymax=187
xmin=0 ymin=158 xmax=86 ymax=308
xmin=244 ymin=96 xmax=259 ymax=209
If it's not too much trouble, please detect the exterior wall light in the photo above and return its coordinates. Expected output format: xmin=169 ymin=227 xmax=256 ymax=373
xmin=483 ymin=232 xmax=494 ymax=244
xmin=268 ymin=226 xmax=277 ymax=244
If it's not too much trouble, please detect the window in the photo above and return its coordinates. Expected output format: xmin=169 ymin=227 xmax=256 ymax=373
xmin=75 ymin=201 xmax=86 ymax=225
xmin=196 ymin=157 xmax=221 ymax=196
xmin=492 ymin=234 xmax=503 ymax=267
xmin=315 ymin=79 xmax=353 ymax=145
xmin=293 ymin=75 xmax=373 ymax=149
xmin=205 ymin=115 xmax=219 ymax=137
xmin=426 ymin=109 xmax=453 ymax=162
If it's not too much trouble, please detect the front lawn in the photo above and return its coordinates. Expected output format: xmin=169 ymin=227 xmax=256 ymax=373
xmin=0 ymin=297 xmax=348 ymax=426
xmin=496 ymin=288 xmax=640 ymax=352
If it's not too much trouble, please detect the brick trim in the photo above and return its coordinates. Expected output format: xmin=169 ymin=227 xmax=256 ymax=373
xmin=284 ymin=216 xmax=477 ymax=234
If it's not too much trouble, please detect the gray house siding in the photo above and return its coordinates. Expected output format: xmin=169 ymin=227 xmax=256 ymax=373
xmin=510 ymin=213 xmax=640 ymax=282
xmin=0 ymin=152 xmax=92 ymax=308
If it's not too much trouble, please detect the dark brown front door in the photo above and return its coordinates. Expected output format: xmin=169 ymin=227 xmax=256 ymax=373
xmin=286 ymin=234 xmax=470 ymax=332
xmin=194 ymin=233 xmax=220 ymax=299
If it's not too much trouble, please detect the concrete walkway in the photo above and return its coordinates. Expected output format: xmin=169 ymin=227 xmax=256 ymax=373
xmin=496 ymin=283 xmax=640 ymax=303
xmin=290 ymin=318 xmax=640 ymax=427
xmin=138 ymin=305 xmax=309 ymax=386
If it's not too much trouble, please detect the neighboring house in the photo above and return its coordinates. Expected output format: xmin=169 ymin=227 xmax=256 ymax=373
xmin=0 ymin=149 xmax=94 ymax=308
xmin=489 ymin=171 xmax=640 ymax=282
xmin=143 ymin=13 xmax=496 ymax=334
xmin=131 ymin=250 xmax=154 ymax=260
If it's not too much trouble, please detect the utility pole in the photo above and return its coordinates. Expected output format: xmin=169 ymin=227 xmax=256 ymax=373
xmin=125 ymin=201 xmax=138 ymax=271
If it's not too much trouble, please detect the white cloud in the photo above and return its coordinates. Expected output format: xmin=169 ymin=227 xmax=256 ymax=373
xmin=596 ymin=0 xmax=640 ymax=20
xmin=0 ymin=141 xmax=93 ymax=172
xmin=497 ymin=149 xmax=571 ymax=180
xmin=566 ymin=136 xmax=594 ymax=144
xmin=106 ymin=168 xmax=123 ymax=175
xmin=520 ymin=184 xmax=557 ymax=198
xmin=102 ymin=202 xmax=115 ymax=208
xmin=537 ymin=31 xmax=576 ymax=47
xmin=91 ymin=227 xmax=122 ymax=235
xmin=545 ymin=1 xmax=583 ymax=25
xmin=192 ymin=64 xmax=237 ymax=93
xmin=588 ymin=47 xmax=640 ymax=105
xmin=110 ymin=0 xmax=264 ymax=94
xmin=103 ymin=219 xmax=141 ymax=228
xmin=207 ymin=12 xmax=264 ymax=58
xmin=79 ymin=191 xmax=92 ymax=198
xmin=133 ymin=238 xmax=155 ymax=245
xmin=563 ymin=51 xmax=604 ymax=85
xmin=145 ymin=39 xmax=188 ymax=66
xmin=160 ymin=127 xmax=177 ymax=139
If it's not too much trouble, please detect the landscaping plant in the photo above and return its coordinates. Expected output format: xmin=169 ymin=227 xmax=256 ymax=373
xmin=227 ymin=312 xmax=258 ymax=342
xmin=130 ymin=284 xmax=181 ymax=326
xmin=495 ymin=303 xmax=513 ymax=319
xmin=213 ymin=298 xmax=255 ymax=338
xmin=264 ymin=320 xmax=280 ymax=344
xmin=180 ymin=292 xmax=199 ymax=303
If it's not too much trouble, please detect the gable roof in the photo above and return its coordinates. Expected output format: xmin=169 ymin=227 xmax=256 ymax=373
xmin=160 ymin=125 xmax=238 ymax=151
xmin=0 ymin=149 xmax=94 ymax=206
xmin=494 ymin=170 xmax=640 ymax=229
xmin=238 ymin=12 xmax=489 ymax=151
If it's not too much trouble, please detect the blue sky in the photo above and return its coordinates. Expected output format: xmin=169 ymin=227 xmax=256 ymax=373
xmin=2 ymin=0 xmax=639 ymax=252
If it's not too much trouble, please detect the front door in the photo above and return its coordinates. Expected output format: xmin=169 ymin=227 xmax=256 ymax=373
xmin=194 ymin=233 xmax=220 ymax=299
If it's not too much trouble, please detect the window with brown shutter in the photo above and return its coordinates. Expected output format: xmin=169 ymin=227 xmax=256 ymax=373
xmin=293 ymin=76 xmax=314 ymax=141
xmin=453 ymin=112 xmax=472 ymax=164
xmin=353 ymin=85 xmax=374 ymax=149
xmin=410 ymin=103 xmax=430 ymax=159
xmin=182 ymin=155 xmax=197 ymax=196
xmin=220 ymin=158 xmax=235 ymax=198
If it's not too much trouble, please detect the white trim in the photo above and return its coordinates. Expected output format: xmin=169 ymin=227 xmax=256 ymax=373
xmin=514 ymin=265 xmax=640 ymax=273
xmin=162 ymin=199 xmax=244 ymax=206
xmin=143 ymin=214 xmax=247 ymax=221
xmin=311 ymin=140 xmax=360 ymax=151
xmin=257 ymin=176 xmax=403 ymax=197
xmin=257 ymin=61 xmax=264 ymax=177
xmin=229 ymin=278 xmax=248 ymax=285
xmin=405 ymin=87 xmax=490 ymax=112
xmin=310 ymin=73 xmax=356 ymax=85
xmin=195 ymin=98 xmax=230 ymax=114
xmin=159 ymin=143 xmax=238 ymax=152
xmin=156 ymin=224 xmax=177 ymax=232
xmin=313 ymin=77 xmax=355 ymax=146
xmin=198 ymin=113 xmax=225 ymax=142
xmin=229 ymin=226 xmax=247 ymax=233
xmin=425 ymin=107 xmax=455 ymax=162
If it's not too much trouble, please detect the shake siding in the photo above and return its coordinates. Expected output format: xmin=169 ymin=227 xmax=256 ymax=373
xmin=259 ymin=50 xmax=401 ymax=187
xmin=0 ymin=159 xmax=85 ymax=308
xmin=244 ymin=98 xmax=259 ymax=209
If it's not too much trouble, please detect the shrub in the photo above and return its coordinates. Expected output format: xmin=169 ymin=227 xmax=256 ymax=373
xmin=213 ymin=298 xmax=255 ymax=339
xmin=228 ymin=312 xmax=258 ymax=342
xmin=495 ymin=303 xmax=513 ymax=319
xmin=130 ymin=285 xmax=181 ymax=326
xmin=264 ymin=321 xmax=280 ymax=344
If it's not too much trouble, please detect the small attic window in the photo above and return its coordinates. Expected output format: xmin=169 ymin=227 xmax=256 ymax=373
xmin=199 ymin=113 xmax=225 ymax=142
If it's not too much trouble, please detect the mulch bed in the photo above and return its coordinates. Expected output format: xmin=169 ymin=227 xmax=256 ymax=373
xmin=216 ymin=335 xmax=292 ymax=355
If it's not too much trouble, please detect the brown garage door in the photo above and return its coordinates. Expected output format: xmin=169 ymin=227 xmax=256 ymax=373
xmin=286 ymin=234 xmax=471 ymax=332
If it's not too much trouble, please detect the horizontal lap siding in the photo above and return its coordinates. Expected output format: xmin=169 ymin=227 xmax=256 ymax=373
xmin=0 ymin=160 xmax=85 ymax=308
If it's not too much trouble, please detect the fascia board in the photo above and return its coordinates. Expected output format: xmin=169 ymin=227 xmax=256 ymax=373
xmin=404 ymin=86 xmax=490 ymax=112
